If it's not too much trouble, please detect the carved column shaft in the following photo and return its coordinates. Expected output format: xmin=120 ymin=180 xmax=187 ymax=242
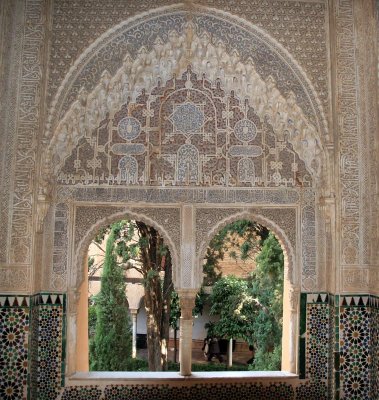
xmin=178 ymin=289 xmax=197 ymax=376
xmin=130 ymin=309 xmax=138 ymax=359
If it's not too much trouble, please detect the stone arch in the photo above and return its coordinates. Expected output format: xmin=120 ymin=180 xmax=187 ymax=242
xmin=39 ymin=4 xmax=329 ymax=198
xmin=73 ymin=209 xmax=180 ymax=294
xmin=194 ymin=208 xmax=299 ymax=373
xmin=195 ymin=210 xmax=296 ymax=289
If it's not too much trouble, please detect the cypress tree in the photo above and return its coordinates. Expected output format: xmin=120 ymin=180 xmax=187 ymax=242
xmin=90 ymin=224 xmax=132 ymax=371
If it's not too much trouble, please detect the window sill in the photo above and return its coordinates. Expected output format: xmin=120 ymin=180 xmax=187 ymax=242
xmin=68 ymin=370 xmax=298 ymax=385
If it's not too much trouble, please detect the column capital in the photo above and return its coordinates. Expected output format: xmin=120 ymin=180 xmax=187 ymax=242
xmin=176 ymin=288 xmax=198 ymax=298
xmin=177 ymin=288 xmax=197 ymax=319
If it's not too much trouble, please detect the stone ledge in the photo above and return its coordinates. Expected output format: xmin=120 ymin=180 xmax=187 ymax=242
xmin=67 ymin=371 xmax=298 ymax=385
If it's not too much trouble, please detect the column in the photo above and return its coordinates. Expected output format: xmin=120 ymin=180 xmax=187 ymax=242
xmin=178 ymin=289 xmax=197 ymax=376
xmin=130 ymin=309 xmax=138 ymax=359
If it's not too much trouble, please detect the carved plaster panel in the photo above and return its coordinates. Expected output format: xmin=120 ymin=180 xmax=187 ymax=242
xmin=74 ymin=206 xmax=125 ymax=251
xmin=51 ymin=204 xmax=70 ymax=292
xmin=55 ymin=64 xmax=315 ymax=190
xmin=56 ymin=186 xmax=301 ymax=205
xmin=341 ymin=266 xmax=370 ymax=293
xmin=0 ymin=1 xmax=25 ymax=264
xmin=370 ymin=267 xmax=379 ymax=296
xmin=48 ymin=1 xmax=329 ymax=121
xmin=195 ymin=207 xmax=297 ymax=255
xmin=72 ymin=205 xmax=181 ymax=290
xmin=353 ymin=0 xmax=378 ymax=267
xmin=194 ymin=206 xmax=299 ymax=288
xmin=8 ymin=0 xmax=49 ymax=266
xmin=335 ymin=0 xmax=364 ymax=267
xmin=43 ymin=7 xmax=329 ymax=197
xmin=0 ymin=266 xmax=31 ymax=293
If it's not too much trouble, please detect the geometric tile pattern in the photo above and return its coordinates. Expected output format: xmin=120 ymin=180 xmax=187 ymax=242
xmin=299 ymin=293 xmax=307 ymax=380
xmin=61 ymin=386 xmax=102 ymax=400
xmin=29 ymin=294 xmax=66 ymax=400
xmin=59 ymin=381 xmax=336 ymax=400
xmin=29 ymin=304 xmax=40 ymax=400
xmin=339 ymin=301 xmax=370 ymax=400
xmin=305 ymin=303 xmax=330 ymax=381
xmin=328 ymin=294 xmax=335 ymax=400
xmin=103 ymin=383 xmax=295 ymax=400
xmin=0 ymin=296 xmax=30 ymax=400
xmin=295 ymin=381 xmax=328 ymax=400
xmin=304 ymin=293 xmax=331 ymax=383
xmin=370 ymin=296 xmax=379 ymax=400
xmin=2 ymin=292 xmax=379 ymax=400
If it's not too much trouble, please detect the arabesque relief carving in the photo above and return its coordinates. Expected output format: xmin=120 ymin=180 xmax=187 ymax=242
xmin=41 ymin=23 xmax=326 ymax=199
xmin=73 ymin=206 xmax=181 ymax=290
xmin=194 ymin=207 xmax=298 ymax=288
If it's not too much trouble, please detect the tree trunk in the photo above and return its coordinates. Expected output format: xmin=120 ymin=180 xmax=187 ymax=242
xmin=160 ymin=252 xmax=173 ymax=368
xmin=136 ymin=221 xmax=172 ymax=371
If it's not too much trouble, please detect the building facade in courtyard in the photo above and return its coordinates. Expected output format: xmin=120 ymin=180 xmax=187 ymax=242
xmin=0 ymin=0 xmax=378 ymax=399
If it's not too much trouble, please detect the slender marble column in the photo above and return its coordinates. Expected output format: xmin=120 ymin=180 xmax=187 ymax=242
xmin=130 ymin=309 xmax=138 ymax=359
xmin=178 ymin=289 xmax=197 ymax=376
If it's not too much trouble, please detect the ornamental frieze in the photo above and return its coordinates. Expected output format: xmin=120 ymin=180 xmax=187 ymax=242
xmin=57 ymin=65 xmax=312 ymax=189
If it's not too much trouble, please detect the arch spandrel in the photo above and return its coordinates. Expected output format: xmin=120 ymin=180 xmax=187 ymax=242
xmin=40 ymin=6 xmax=330 ymax=197
xmin=73 ymin=208 xmax=181 ymax=292
xmin=194 ymin=209 xmax=297 ymax=289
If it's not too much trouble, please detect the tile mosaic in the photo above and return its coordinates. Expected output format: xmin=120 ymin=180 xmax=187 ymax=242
xmin=103 ymin=382 xmax=295 ymax=400
xmin=339 ymin=300 xmax=370 ymax=399
xmin=295 ymin=381 xmax=328 ymax=400
xmin=29 ymin=293 xmax=66 ymax=400
xmin=1 ymin=291 xmax=378 ymax=400
xmin=61 ymin=385 xmax=102 ymax=400
xmin=305 ymin=303 xmax=329 ymax=381
xmin=370 ymin=296 xmax=379 ymax=400
xmin=0 ymin=297 xmax=30 ymax=400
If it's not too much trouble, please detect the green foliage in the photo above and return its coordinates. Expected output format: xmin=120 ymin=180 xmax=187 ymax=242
xmin=124 ymin=358 xmax=149 ymax=371
xmin=90 ymin=219 xmax=175 ymax=371
xmin=88 ymin=256 xmax=95 ymax=272
xmin=208 ymin=275 xmax=258 ymax=342
xmin=206 ymin=231 xmax=284 ymax=371
xmin=193 ymin=286 xmax=207 ymax=316
xmin=249 ymin=346 xmax=282 ymax=371
xmin=169 ymin=291 xmax=180 ymax=329
xmin=88 ymin=296 xmax=97 ymax=337
xmin=90 ymin=226 xmax=132 ymax=371
xmin=203 ymin=220 xmax=268 ymax=285
xmin=249 ymin=233 xmax=284 ymax=370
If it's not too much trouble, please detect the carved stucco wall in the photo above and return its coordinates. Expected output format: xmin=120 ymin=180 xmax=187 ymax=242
xmin=0 ymin=0 xmax=330 ymax=295
xmin=0 ymin=0 xmax=50 ymax=292
xmin=333 ymin=0 xmax=379 ymax=294
xmin=0 ymin=2 xmax=378 ymax=399
xmin=33 ymin=3 xmax=329 ymax=297
xmin=41 ymin=6 xmax=329 ymax=194
xmin=0 ymin=0 xmax=377 ymax=298
xmin=47 ymin=0 xmax=329 ymax=116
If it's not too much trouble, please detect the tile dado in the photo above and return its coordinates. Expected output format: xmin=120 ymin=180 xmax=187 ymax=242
xmin=60 ymin=381 xmax=329 ymax=400
xmin=1 ymin=292 xmax=378 ymax=400
xmin=300 ymin=293 xmax=379 ymax=400
xmin=0 ymin=295 xmax=30 ymax=400
xmin=338 ymin=294 xmax=379 ymax=400
xmin=0 ymin=293 xmax=66 ymax=400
